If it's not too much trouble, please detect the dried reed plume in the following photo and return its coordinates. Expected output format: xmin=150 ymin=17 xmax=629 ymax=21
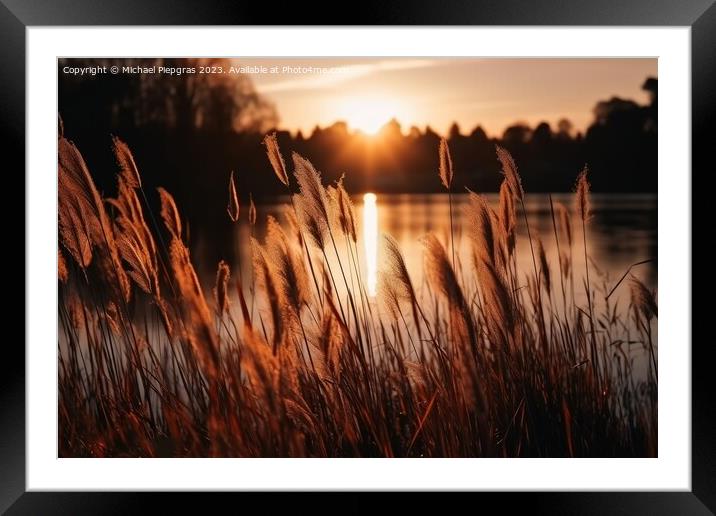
xmin=214 ymin=260 xmax=231 ymax=315
xmin=59 ymin=137 xmax=130 ymax=301
xmin=263 ymin=132 xmax=289 ymax=187
xmin=556 ymin=201 xmax=572 ymax=247
xmin=496 ymin=145 xmax=524 ymax=201
xmin=423 ymin=233 xmax=475 ymax=347
xmin=293 ymin=152 xmax=330 ymax=227
xmin=58 ymin=249 xmax=68 ymax=283
xmin=266 ymin=215 xmax=309 ymax=320
xmin=575 ymin=167 xmax=591 ymax=222
xmin=537 ymin=237 xmax=551 ymax=295
xmin=381 ymin=235 xmax=422 ymax=333
xmin=157 ymin=187 xmax=182 ymax=239
xmin=58 ymin=192 xmax=92 ymax=268
xmin=498 ymin=180 xmax=516 ymax=256
xmin=439 ymin=137 xmax=453 ymax=189
xmin=383 ymin=234 xmax=418 ymax=304
xmin=466 ymin=190 xmax=498 ymax=267
xmin=112 ymin=136 xmax=141 ymax=189
xmin=108 ymin=170 xmax=161 ymax=298
xmin=241 ymin=327 xmax=281 ymax=409
xmin=227 ymin=171 xmax=240 ymax=222
xmin=319 ymin=310 xmax=344 ymax=377
xmin=378 ymin=272 xmax=402 ymax=321
xmin=629 ymin=276 xmax=658 ymax=321
xmin=423 ymin=233 xmax=459 ymax=302
xmin=169 ymin=237 xmax=220 ymax=379
xmin=112 ymin=175 xmax=158 ymax=265
xmin=439 ymin=138 xmax=457 ymax=269
xmin=476 ymin=259 xmax=514 ymax=343
xmin=58 ymin=138 xmax=101 ymax=244
xmin=336 ymin=176 xmax=357 ymax=243
xmin=294 ymin=193 xmax=327 ymax=249
xmin=116 ymin=219 xmax=154 ymax=294
xmin=326 ymin=185 xmax=340 ymax=228
xmin=629 ymin=275 xmax=658 ymax=377
xmin=553 ymin=201 xmax=573 ymax=281
xmin=251 ymin=237 xmax=285 ymax=348
xmin=284 ymin=207 xmax=303 ymax=247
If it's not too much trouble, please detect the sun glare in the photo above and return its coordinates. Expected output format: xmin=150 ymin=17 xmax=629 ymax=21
xmin=339 ymin=96 xmax=403 ymax=135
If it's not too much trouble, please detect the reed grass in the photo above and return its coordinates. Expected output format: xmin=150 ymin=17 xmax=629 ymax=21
xmin=58 ymin=130 xmax=657 ymax=458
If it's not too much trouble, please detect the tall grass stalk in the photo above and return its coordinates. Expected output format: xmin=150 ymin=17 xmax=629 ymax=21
xmin=439 ymin=138 xmax=456 ymax=271
xmin=575 ymin=168 xmax=599 ymax=385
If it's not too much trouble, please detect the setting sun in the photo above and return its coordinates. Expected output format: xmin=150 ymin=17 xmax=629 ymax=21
xmin=337 ymin=95 xmax=405 ymax=134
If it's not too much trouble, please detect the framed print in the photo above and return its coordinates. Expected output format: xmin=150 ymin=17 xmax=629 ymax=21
xmin=5 ymin=0 xmax=713 ymax=513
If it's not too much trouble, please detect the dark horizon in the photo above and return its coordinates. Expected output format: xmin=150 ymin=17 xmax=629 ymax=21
xmin=58 ymin=57 xmax=657 ymax=198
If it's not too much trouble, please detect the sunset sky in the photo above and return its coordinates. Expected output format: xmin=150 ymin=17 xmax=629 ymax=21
xmin=238 ymin=58 xmax=657 ymax=137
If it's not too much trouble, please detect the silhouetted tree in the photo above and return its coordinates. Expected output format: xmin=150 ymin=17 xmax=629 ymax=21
xmin=642 ymin=77 xmax=658 ymax=132
xmin=470 ymin=125 xmax=488 ymax=142
xmin=585 ymin=79 xmax=657 ymax=191
xmin=556 ymin=118 xmax=574 ymax=139
xmin=502 ymin=123 xmax=532 ymax=145
xmin=532 ymin=122 xmax=552 ymax=146
xmin=424 ymin=126 xmax=440 ymax=140
xmin=59 ymin=58 xmax=278 ymax=135
xmin=449 ymin=122 xmax=462 ymax=139
xmin=408 ymin=125 xmax=422 ymax=138
xmin=379 ymin=118 xmax=403 ymax=139
xmin=592 ymin=97 xmax=640 ymax=126
xmin=642 ymin=77 xmax=658 ymax=106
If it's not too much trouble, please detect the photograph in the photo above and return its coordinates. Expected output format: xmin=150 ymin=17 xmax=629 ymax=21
xmin=57 ymin=56 xmax=658 ymax=458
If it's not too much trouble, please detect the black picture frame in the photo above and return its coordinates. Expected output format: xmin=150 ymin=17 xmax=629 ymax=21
xmin=4 ymin=0 xmax=712 ymax=513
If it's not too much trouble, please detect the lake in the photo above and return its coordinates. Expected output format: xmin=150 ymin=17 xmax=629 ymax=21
xmin=228 ymin=192 xmax=657 ymax=305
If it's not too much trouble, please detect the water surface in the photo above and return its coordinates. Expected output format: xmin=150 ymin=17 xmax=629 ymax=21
xmin=232 ymin=193 xmax=657 ymax=302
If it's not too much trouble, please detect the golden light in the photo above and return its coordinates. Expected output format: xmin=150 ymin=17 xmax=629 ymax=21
xmin=363 ymin=193 xmax=378 ymax=297
xmin=338 ymin=96 xmax=403 ymax=135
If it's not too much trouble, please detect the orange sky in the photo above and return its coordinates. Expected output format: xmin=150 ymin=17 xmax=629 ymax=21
xmin=237 ymin=58 xmax=657 ymax=138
